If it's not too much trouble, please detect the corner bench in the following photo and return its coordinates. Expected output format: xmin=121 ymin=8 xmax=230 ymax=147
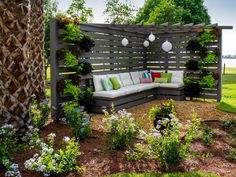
xmin=90 ymin=82 xmax=185 ymax=113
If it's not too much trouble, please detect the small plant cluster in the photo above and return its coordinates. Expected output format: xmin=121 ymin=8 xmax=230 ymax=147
xmin=0 ymin=125 xmax=40 ymax=177
xmin=149 ymin=99 xmax=176 ymax=132
xmin=126 ymin=111 xmax=201 ymax=170
xmin=0 ymin=124 xmax=21 ymax=177
xmin=200 ymin=125 xmax=217 ymax=147
xmin=30 ymin=98 xmax=50 ymax=130
xmin=103 ymin=108 xmax=139 ymax=150
xmin=63 ymin=104 xmax=91 ymax=140
xmin=63 ymin=23 xmax=95 ymax=52
xmin=24 ymin=134 xmax=83 ymax=176
xmin=64 ymin=80 xmax=93 ymax=108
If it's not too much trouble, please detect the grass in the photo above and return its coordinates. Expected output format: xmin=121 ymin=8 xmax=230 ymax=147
xmin=216 ymin=67 xmax=236 ymax=113
xmin=107 ymin=172 xmax=219 ymax=177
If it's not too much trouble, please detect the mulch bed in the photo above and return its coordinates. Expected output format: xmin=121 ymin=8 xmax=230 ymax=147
xmin=1 ymin=100 xmax=236 ymax=177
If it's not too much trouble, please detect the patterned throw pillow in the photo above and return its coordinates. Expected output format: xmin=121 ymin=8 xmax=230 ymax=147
xmin=161 ymin=73 xmax=172 ymax=83
xmin=101 ymin=78 xmax=113 ymax=91
xmin=109 ymin=77 xmax=121 ymax=90
xmin=142 ymin=72 xmax=152 ymax=80
xmin=140 ymin=77 xmax=152 ymax=83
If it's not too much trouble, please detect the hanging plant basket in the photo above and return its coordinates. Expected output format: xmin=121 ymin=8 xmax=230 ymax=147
xmin=74 ymin=60 xmax=93 ymax=75
xmin=185 ymin=59 xmax=201 ymax=71
xmin=186 ymin=38 xmax=202 ymax=52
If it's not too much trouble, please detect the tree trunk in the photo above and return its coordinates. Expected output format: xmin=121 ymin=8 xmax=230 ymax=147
xmin=0 ymin=0 xmax=33 ymax=135
xmin=30 ymin=0 xmax=45 ymax=100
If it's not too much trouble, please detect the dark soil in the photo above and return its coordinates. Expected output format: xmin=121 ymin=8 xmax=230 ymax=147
xmin=1 ymin=101 xmax=236 ymax=177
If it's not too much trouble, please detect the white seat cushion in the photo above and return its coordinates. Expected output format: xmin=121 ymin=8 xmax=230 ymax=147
xmin=159 ymin=83 xmax=184 ymax=88
xmin=93 ymin=75 xmax=107 ymax=92
xmin=119 ymin=85 xmax=142 ymax=95
xmin=93 ymin=90 xmax=126 ymax=98
xmin=119 ymin=72 xmax=133 ymax=86
xmin=150 ymin=69 xmax=165 ymax=73
xmin=137 ymin=83 xmax=159 ymax=91
xmin=167 ymin=70 xmax=184 ymax=83
xmin=107 ymin=74 xmax=123 ymax=87
xmin=130 ymin=71 xmax=140 ymax=84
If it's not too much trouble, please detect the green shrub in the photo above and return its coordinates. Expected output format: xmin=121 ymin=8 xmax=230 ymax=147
xmin=184 ymin=77 xmax=202 ymax=98
xmin=200 ymin=75 xmax=215 ymax=88
xmin=201 ymin=52 xmax=217 ymax=64
xmin=220 ymin=118 xmax=236 ymax=138
xmin=149 ymin=99 xmax=176 ymax=119
xmin=64 ymin=50 xmax=78 ymax=67
xmin=201 ymin=125 xmax=217 ymax=147
xmin=74 ymin=60 xmax=93 ymax=75
xmin=103 ymin=108 xmax=139 ymax=150
xmin=63 ymin=23 xmax=83 ymax=43
xmin=63 ymin=104 xmax=91 ymax=140
xmin=197 ymin=29 xmax=216 ymax=46
xmin=24 ymin=134 xmax=83 ymax=176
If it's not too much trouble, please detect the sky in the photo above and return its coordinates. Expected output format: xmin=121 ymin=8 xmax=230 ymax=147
xmin=57 ymin=0 xmax=236 ymax=55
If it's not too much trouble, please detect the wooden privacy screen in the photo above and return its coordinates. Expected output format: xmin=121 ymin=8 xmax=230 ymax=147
xmin=50 ymin=19 xmax=232 ymax=116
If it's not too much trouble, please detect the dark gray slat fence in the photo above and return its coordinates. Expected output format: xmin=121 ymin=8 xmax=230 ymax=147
xmin=51 ymin=19 xmax=227 ymax=116
xmin=50 ymin=19 xmax=148 ymax=116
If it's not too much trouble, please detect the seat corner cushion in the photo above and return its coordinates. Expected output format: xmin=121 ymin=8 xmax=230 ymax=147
xmin=159 ymin=83 xmax=184 ymax=88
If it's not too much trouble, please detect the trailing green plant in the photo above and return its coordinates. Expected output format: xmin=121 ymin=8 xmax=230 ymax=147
xmin=201 ymin=125 xmax=217 ymax=147
xmin=64 ymin=80 xmax=93 ymax=108
xmin=63 ymin=22 xmax=95 ymax=52
xmin=63 ymin=104 xmax=91 ymax=140
xmin=185 ymin=59 xmax=201 ymax=71
xmin=197 ymin=29 xmax=216 ymax=46
xmin=63 ymin=23 xmax=83 ymax=43
xmin=64 ymin=80 xmax=81 ymax=101
xmin=201 ymin=52 xmax=217 ymax=64
xmin=103 ymin=108 xmax=139 ymax=150
xmin=24 ymin=134 xmax=83 ymax=176
xmin=200 ymin=75 xmax=215 ymax=88
xmin=30 ymin=98 xmax=50 ymax=130
xmin=184 ymin=77 xmax=202 ymax=98
xmin=64 ymin=50 xmax=78 ymax=67
xmin=74 ymin=60 xmax=93 ymax=75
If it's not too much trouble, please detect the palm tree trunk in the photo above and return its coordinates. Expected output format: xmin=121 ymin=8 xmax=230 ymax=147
xmin=0 ymin=0 xmax=33 ymax=135
xmin=30 ymin=0 xmax=45 ymax=100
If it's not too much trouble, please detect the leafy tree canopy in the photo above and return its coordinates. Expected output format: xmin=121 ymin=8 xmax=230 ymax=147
xmin=146 ymin=0 xmax=183 ymax=25
xmin=103 ymin=0 xmax=136 ymax=24
xmin=67 ymin=0 xmax=93 ymax=23
xmin=134 ymin=0 xmax=211 ymax=25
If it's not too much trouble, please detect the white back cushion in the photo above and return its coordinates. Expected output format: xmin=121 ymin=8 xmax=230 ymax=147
xmin=93 ymin=75 xmax=107 ymax=92
xmin=119 ymin=72 xmax=133 ymax=86
xmin=167 ymin=70 xmax=184 ymax=83
xmin=150 ymin=69 xmax=165 ymax=73
xmin=130 ymin=71 xmax=140 ymax=84
xmin=107 ymin=74 xmax=123 ymax=87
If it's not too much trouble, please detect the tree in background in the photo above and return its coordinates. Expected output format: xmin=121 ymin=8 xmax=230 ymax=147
xmin=134 ymin=0 xmax=210 ymax=25
xmin=67 ymin=0 xmax=93 ymax=23
xmin=174 ymin=0 xmax=210 ymax=24
xmin=146 ymin=0 xmax=183 ymax=25
xmin=44 ymin=0 xmax=58 ymax=60
xmin=133 ymin=0 xmax=159 ymax=24
xmin=103 ymin=0 xmax=136 ymax=24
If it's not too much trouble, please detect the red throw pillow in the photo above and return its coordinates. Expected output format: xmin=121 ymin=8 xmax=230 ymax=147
xmin=140 ymin=77 xmax=152 ymax=83
xmin=151 ymin=72 xmax=161 ymax=81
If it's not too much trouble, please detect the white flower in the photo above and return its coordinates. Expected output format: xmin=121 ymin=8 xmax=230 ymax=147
xmin=64 ymin=136 xmax=70 ymax=143
xmin=152 ymin=132 xmax=162 ymax=139
xmin=28 ymin=125 xmax=33 ymax=130
xmin=139 ymin=130 xmax=147 ymax=138
xmin=48 ymin=133 xmax=56 ymax=138
xmin=156 ymin=124 xmax=161 ymax=130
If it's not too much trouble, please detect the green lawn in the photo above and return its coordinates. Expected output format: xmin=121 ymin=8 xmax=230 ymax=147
xmin=216 ymin=67 xmax=236 ymax=113
xmin=107 ymin=172 xmax=219 ymax=177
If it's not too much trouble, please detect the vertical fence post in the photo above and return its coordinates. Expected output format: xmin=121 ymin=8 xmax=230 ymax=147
xmin=223 ymin=63 xmax=226 ymax=75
